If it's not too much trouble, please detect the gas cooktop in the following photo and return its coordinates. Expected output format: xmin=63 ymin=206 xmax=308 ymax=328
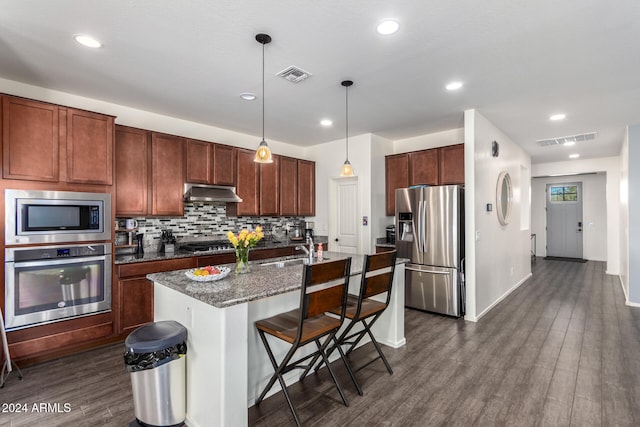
xmin=179 ymin=240 xmax=233 ymax=254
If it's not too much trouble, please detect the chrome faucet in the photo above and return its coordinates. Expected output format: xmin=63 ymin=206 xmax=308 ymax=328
xmin=295 ymin=237 xmax=315 ymax=263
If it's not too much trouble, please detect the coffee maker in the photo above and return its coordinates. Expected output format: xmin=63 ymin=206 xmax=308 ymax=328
xmin=304 ymin=221 xmax=314 ymax=239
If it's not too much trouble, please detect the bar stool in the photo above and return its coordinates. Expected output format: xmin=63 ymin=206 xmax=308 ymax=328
xmin=308 ymin=250 xmax=398 ymax=395
xmin=254 ymin=257 xmax=353 ymax=426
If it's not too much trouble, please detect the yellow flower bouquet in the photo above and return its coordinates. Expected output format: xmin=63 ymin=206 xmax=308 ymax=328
xmin=227 ymin=226 xmax=264 ymax=273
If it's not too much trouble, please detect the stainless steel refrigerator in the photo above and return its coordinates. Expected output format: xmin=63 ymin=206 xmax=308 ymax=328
xmin=395 ymin=185 xmax=465 ymax=317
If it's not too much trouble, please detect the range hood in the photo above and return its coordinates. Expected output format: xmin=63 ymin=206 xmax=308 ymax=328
xmin=184 ymin=184 xmax=243 ymax=203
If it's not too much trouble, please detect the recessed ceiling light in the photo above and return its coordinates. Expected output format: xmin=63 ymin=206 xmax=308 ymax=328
xmin=563 ymin=140 xmax=576 ymax=146
xmin=446 ymin=81 xmax=463 ymax=91
xmin=569 ymin=153 xmax=580 ymax=159
xmin=550 ymin=113 xmax=566 ymax=121
xmin=73 ymin=34 xmax=102 ymax=48
xmin=320 ymin=119 xmax=333 ymax=127
xmin=377 ymin=19 xmax=399 ymax=35
xmin=240 ymin=93 xmax=256 ymax=101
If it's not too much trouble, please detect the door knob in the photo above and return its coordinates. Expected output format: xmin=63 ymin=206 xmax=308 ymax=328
xmin=335 ymin=238 xmax=339 ymax=242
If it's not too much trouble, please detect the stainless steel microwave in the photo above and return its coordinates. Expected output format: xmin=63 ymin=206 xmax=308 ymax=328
xmin=5 ymin=189 xmax=111 ymax=245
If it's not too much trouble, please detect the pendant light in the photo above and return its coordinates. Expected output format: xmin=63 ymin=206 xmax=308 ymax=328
xmin=254 ymin=33 xmax=274 ymax=163
xmin=340 ymin=80 xmax=355 ymax=176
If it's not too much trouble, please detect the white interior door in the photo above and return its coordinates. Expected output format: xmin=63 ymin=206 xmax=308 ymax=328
xmin=546 ymin=182 xmax=583 ymax=258
xmin=330 ymin=177 xmax=359 ymax=254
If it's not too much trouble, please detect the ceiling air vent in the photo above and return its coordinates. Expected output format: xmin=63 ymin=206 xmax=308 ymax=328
xmin=276 ymin=66 xmax=312 ymax=83
xmin=536 ymin=132 xmax=597 ymax=147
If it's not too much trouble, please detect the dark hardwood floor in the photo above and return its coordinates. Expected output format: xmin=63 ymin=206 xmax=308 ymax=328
xmin=2 ymin=259 xmax=638 ymax=426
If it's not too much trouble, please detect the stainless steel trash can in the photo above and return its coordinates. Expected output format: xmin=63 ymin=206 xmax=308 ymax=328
xmin=124 ymin=320 xmax=187 ymax=427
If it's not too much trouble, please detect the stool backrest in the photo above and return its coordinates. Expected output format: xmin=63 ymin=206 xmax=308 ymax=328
xmin=360 ymin=250 xmax=397 ymax=302
xmin=301 ymin=257 xmax=352 ymax=320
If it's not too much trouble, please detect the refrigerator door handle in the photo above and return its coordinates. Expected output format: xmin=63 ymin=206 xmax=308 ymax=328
xmin=405 ymin=265 xmax=451 ymax=275
xmin=416 ymin=198 xmax=422 ymax=254
xmin=422 ymin=200 xmax=427 ymax=253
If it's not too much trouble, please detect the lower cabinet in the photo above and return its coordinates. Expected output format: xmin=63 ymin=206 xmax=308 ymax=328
xmin=116 ymin=257 xmax=196 ymax=336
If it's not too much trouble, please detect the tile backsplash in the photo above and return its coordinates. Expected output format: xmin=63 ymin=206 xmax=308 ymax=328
xmin=116 ymin=202 xmax=305 ymax=252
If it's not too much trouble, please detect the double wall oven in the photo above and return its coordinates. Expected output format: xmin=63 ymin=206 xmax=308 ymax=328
xmin=4 ymin=189 xmax=112 ymax=331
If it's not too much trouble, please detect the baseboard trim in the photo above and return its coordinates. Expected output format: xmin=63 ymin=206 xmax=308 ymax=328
xmin=617 ymin=274 xmax=629 ymax=302
xmin=471 ymin=273 xmax=533 ymax=322
xmin=378 ymin=337 xmax=406 ymax=349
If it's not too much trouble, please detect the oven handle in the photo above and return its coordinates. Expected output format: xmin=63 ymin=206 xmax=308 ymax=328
xmin=9 ymin=255 xmax=110 ymax=269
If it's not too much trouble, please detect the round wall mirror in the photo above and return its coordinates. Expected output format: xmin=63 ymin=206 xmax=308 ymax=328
xmin=496 ymin=171 xmax=513 ymax=226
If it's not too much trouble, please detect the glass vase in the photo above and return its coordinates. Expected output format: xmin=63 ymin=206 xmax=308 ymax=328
xmin=235 ymin=248 xmax=250 ymax=274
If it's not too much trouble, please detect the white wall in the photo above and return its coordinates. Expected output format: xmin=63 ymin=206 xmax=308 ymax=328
xmin=619 ymin=128 xmax=629 ymax=301
xmin=0 ymin=77 xmax=307 ymax=159
xmin=531 ymin=174 xmax=607 ymax=261
xmin=532 ymin=157 xmax=620 ymax=274
xmin=625 ymin=124 xmax=640 ymax=306
xmin=306 ymin=133 xmax=390 ymax=254
xmin=464 ymin=109 xmax=532 ymax=321
xmin=370 ymin=134 xmax=395 ymax=243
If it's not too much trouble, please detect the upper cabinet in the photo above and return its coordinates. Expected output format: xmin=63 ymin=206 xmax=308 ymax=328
xmin=115 ymin=127 xmax=185 ymax=217
xmin=385 ymin=144 xmax=464 ymax=216
xmin=115 ymin=126 xmax=150 ymax=216
xmin=185 ymin=140 xmax=237 ymax=186
xmin=297 ymin=159 xmax=315 ymax=216
xmin=260 ymin=155 xmax=279 ymax=216
xmin=227 ymin=148 xmax=260 ymax=216
xmin=213 ymin=144 xmax=236 ymax=186
xmin=409 ymin=149 xmax=439 ymax=186
xmin=186 ymin=139 xmax=211 ymax=184
xmin=438 ymin=143 xmax=465 ymax=185
xmin=151 ymin=133 xmax=185 ymax=216
xmin=279 ymin=156 xmax=298 ymax=216
xmin=385 ymin=154 xmax=410 ymax=216
xmin=2 ymin=96 xmax=60 ymax=182
xmin=2 ymin=95 xmax=114 ymax=185
xmin=66 ymin=108 xmax=114 ymax=185
xmin=227 ymin=152 xmax=315 ymax=217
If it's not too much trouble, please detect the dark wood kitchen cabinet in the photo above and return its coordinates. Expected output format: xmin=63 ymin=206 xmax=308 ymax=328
xmin=186 ymin=138 xmax=212 ymax=184
xmin=186 ymin=140 xmax=237 ymax=186
xmin=297 ymin=159 xmax=315 ymax=216
xmin=227 ymin=148 xmax=260 ymax=216
xmin=66 ymin=108 xmax=114 ymax=185
xmin=438 ymin=143 xmax=465 ymax=184
xmin=151 ymin=132 xmax=185 ymax=216
xmin=1 ymin=95 xmax=114 ymax=185
xmin=260 ymin=155 xmax=279 ymax=216
xmin=213 ymin=143 xmax=236 ymax=186
xmin=2 ymin=96 xmax=60 ymax=181
xmin=116 ymin=257 xmax=195 ymax=335
xmin=385 ymin=144 xmax=465 ymax=216
xmin=115 ymin=126 xmax=150 ymax=216
xmin=279 ymin=156 xmax=298 ymax=216
xmin=385 ymin=153 xmax=410 ymax=216
xmin=116 ymin=128 xmax=185 ymax=216
xmin=409 ymin=148 xmax=439 ymax=186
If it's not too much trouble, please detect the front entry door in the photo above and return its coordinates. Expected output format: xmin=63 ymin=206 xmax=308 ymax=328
xmin=546 ymin=182 xmax=583 ymax=259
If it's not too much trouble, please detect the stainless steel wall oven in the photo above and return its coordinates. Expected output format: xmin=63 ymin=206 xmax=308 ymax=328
xmin=4 ymin=243 xmax=112 ymax=331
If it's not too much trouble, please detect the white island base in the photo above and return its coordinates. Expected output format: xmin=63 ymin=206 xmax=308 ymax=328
xmin=152 ymin=259 xmax=405 ymax=427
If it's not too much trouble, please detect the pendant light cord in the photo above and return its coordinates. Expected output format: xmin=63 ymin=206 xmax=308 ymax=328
xmin=345 ymin=83 xmax=349 ymax=161
xmin=262 ymin=41 xmax=265 ymax=142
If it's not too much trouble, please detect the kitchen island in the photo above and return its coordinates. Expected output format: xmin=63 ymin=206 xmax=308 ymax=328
xmin=148 ymin=251 xmax=406 ymax=427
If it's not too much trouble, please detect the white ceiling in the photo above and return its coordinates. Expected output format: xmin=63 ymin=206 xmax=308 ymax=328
xmin=1 ymin=0 xmax=639 ymax=164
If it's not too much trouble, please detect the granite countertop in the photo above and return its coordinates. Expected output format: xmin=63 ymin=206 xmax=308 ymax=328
xmin=115 ymin=236 xmax=328 ymax=265
xmin=147 ymin=251 xmax=408 ymax=309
